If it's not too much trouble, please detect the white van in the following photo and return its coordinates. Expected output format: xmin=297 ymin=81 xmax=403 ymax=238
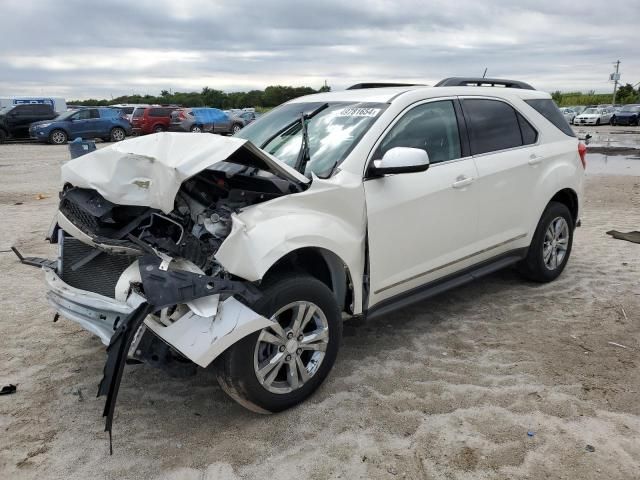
xmin=0 ymin=96 xmax=66 ymax=113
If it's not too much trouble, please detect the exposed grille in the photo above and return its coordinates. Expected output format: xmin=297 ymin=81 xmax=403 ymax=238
xmin=60 ymin=198 xmax=100 ymax=235
xmin=61 ymin=236 xmax=135 ymax=298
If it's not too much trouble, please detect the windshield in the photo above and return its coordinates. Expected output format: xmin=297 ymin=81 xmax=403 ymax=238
xmin=236 ymin=101 xmax=387 ymax=177
xmin=621 ymin=105 xmax=640 ymax=112
xmin=583 ymin=108 xmax=598 ymax=114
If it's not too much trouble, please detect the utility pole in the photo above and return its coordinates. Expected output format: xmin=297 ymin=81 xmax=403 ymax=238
xmin=611 ymin=60 xmax=620 ymax=105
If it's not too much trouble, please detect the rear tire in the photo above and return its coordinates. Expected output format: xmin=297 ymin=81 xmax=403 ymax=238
xmin=231 ymin=123 xmax=242 ymax=134
xmin=109 ymin=127 xmax=126 ymax=142
xmin=49 ymin=129 xmax=67 ymax=145
xmin=190 ymin=125 xmax=202 ymax=133
xmin=0 ymin=129 xmax=6 ymax=144
xmin=216 ymin=275 xmax=342 ymax=414
xmin=518 ymin=201 xmax=574 ymax=283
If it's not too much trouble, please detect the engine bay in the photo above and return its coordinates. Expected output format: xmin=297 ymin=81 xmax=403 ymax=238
xmin=58 ymin=162 xmax=301 ymax=276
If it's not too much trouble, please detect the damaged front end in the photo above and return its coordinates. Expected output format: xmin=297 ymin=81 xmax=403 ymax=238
xmin=17 ymin=133 xmax=310 ymax=450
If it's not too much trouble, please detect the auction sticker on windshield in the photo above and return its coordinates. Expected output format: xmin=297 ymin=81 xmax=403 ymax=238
xmin=336 ymin=107 xmax=381 ymax=117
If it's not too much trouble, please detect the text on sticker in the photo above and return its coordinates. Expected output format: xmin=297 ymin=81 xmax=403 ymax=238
xmin=336 ymin=108 xmax=381 ymax=117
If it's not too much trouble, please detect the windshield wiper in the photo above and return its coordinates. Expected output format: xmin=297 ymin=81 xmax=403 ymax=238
xmin=259 ymin=102 xmax=329 ymax=153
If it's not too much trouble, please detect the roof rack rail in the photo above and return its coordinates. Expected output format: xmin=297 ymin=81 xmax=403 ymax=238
xmin=346 ymin=82 xmax=424 ymax=90
xmin=435 ymin=77 xmax=535 ymax=90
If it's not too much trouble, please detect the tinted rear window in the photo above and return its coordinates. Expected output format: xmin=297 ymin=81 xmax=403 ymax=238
xmin=525 ymin=99 xmax=575 ymax=137
xmin=149 ymin=108 xmax=172 ymax=117
xmin=132 ymin=108 xmax=145 ymax=118
xmin=462 ymin=99 xmax=524 ymax=155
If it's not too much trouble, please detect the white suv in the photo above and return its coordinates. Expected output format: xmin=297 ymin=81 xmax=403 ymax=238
xmin=21 ymin=77 xmax=584 ymax=429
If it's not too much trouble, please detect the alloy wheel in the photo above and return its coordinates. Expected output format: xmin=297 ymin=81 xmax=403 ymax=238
xmin=253 ymin=301 xmax=329 ymax=394
xmin=111 ymin=128 xmax=125 ymax=141
xmin=51 ymin=130 xmax=66 ymax=144
xmin=543 ymin=216 xmax=569 ymax=270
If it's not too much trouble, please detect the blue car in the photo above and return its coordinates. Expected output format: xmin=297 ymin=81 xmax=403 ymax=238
xmin=29 ymin=107 xmax=132 ymax=144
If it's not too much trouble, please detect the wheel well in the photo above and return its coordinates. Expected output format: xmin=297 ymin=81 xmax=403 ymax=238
xmin=262 ymin=247 xmax=353 ymax=313
xmin=550 ymin=188 xmax=578 ymax=225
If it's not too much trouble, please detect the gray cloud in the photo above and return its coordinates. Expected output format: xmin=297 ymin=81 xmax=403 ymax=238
xmin=0 ymin=0 xmax=637 ymax=98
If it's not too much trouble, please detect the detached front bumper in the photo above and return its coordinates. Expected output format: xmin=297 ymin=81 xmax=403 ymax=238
xmin=22 ymin=230 xmax=272 ymax=368
xmin=45 ymin=268 xmax=137 ymax=345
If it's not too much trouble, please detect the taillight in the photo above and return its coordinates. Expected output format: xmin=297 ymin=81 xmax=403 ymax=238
xmin=578 ymin=142 xmax=587 ymax=169
xmin=178 ymin=111 xmax=187 ymax=120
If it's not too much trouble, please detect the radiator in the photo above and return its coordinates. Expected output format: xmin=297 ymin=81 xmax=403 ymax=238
xmin=60 ymin=236 xmax=135 ymax=298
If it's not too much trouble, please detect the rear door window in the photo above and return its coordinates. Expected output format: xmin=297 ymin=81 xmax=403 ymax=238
xmin=525 ymin=99 xmax=575 ymax=137
xmin=90 ymin=109 xmax=100 ymax=119
xmin=517 ymin=113 xmax=538 ymax=145
xmin=462 ymin=99 xmax=524 ymax=155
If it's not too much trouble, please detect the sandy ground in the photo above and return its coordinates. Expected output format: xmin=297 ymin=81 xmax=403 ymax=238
xmin=0 ymin=139 xmax=639 ymax=480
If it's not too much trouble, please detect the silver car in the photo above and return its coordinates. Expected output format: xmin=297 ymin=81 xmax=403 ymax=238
xmin=574 ymin=107 xmax=614 ymax=126
xmin=559 ymin=108 xmax=576 ymax=125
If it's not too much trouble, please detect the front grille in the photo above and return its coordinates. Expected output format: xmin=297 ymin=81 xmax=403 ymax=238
xmin=61 ymin=236 xmax=135 ymax=298
xmin=59 ymin=198 xmax=100 ymax=235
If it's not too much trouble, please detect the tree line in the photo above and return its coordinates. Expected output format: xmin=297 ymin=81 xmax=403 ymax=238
xmin=552 ymin=83 xmax=639 ymax=107
xmin=68 ymin=84 xmax=331 ymax=110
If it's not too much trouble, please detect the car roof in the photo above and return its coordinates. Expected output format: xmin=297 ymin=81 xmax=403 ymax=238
xmin=288 ymin=85 xmax=550 ymax=105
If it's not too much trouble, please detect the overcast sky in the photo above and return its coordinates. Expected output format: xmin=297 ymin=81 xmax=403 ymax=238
xmin=1 ymin=0 xmax=638 ymax=99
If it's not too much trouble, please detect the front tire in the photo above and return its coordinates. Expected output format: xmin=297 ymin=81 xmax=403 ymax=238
xmin=0 ymin=129 xmax=6 ymax=144
xmin=110 ymin=127 xmax=126 ymax=142
xmin=49 ymin=129 xmax=68 ymax=145
xmin=519 ymin=201 xmax=574 ymax=283
xmin=190 ymin=125 xmax=203 ymax=133
xmin=153 ymin=125 xmax=165 ymax=133
xmin=595 ymin=118 xmax=600 ymax=126
xmin=231 ymin=123 xmax=242 ymax=134
xmin=216 ymin=275 xmax=342 ymax=413
xmin=611 ymin=116 xmax=616 ymax=126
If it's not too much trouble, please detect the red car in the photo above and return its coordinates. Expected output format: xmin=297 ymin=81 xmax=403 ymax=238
xmin=131 ymin=107 xmax=179 ymax=135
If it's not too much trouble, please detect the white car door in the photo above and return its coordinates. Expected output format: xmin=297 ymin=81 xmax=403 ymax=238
xmin=459 ymin=97 xmax=540 ymax=258
xmin=365 ymin=99 xmax=480 ymax=306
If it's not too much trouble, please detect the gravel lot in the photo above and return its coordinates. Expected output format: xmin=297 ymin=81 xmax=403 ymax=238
xmin=1 ymin=135 xmax=639 ymax=480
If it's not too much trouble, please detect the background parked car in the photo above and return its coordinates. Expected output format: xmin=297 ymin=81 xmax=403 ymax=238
xmin=0 ymin=103 xmax=57 ymax=143
xmin=112 ymin=103 xmax=150 ymax=122
xmin=131 ymin=106 xmax=179 ymax=135
xmin=236 ymin=111 xmax=258 ymax=126
xmin=169 ymin=108 xmax=244 ymax=134
xmin=611 ymin=104 xmax=640 ymax=126
xmin=559 ymin=107 xmax=576 ymax=125
xmin=29 ymin=107 xmax=132 ymax=144
xmin=571 ymin=106 xmax=587 ymax=115
xmin=573 ymin=107 xmax=614 ymax=126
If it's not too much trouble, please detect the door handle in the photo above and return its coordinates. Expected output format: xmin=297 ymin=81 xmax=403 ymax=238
xmin=452 ymin=176 xmax=474 ymax=189
xmin=528 ymin=154 xmax=543 ymax=165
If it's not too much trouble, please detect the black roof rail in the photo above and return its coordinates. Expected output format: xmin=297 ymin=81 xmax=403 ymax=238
xmin=346 ymin=82 xmax=424 ymax=90
xmin=435 ymin=77 xmax=535 ymax=90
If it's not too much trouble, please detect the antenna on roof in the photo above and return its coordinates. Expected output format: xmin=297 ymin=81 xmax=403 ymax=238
xmin=482 ymin=68 xmax=488 ymax=78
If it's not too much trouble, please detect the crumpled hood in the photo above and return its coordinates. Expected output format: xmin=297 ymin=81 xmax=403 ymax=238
xmin=61 ymin=132 xmax=309 ymax=213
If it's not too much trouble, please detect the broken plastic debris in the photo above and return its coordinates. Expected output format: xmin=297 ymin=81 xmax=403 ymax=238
xmin=0 ymin=384 xmax=17 ymax=395
xmin=35 ymin=193 xmax=50 ymax=200
xmin=527 ymin=431 xmax=535 ymax=437
xmin=608 ymin=341 xmax=629 ymax=349
xmin=585 ymin=444 xmax=596 ymax=453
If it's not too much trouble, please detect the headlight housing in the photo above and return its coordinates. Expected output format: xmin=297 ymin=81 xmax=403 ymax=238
xmin=38 ymin=123 xmax=51 ymax=129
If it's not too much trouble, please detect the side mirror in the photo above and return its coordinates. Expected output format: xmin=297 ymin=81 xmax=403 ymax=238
xmin=368 ymin=147 xmax=430 ymax=177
